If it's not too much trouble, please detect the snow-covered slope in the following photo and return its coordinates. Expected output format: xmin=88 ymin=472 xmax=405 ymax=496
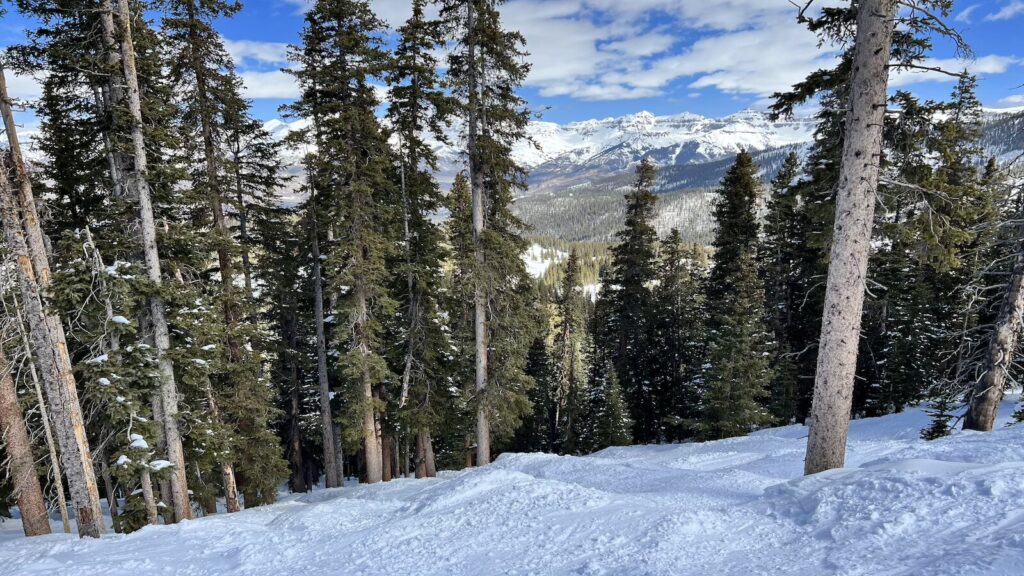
xmin=5 ymin=398 xmax=1024 ymax=575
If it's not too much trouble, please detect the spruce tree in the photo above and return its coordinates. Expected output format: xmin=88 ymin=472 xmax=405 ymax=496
xmin=700 ymin=152 xmax=774 ymax=440
xmin=553 ymin=249 xmax=588 ymax=454
xmin=761 ymin=152 xmax=801 ymax=421
xmin=652 ymin=229 xmax=707 ymax=439
xmin=286 ymin=0 xmax=398 ymax=483
xmin=386 ymin=0 xmax=453 ymax=476
xmin=604 ymin=159 xmax=659 ymax=443
xmin=442 ymin=0 xmax=535 ymax=463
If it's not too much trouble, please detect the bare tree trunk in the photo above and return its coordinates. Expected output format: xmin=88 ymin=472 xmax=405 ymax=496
xmin=804 ymin=0 xmax=897 ymax=476
xmin=332 ymin=422 xmax=345 ymax=484
xmin=12 ymin=300 xmax=70 ymax=533
xmin=99 ymin=458 xmax=120 ymax=531
xmin=381 ymin=435 xmax=393 ymax=482
xmin=140 ymin=467 xmax=159 ymax=525
xmin=113 ymin=0 xmax=191 ymax=521
xmin=415 ymin=432 xmax=427 ymax=478
xmin=202 ymin=381 xmax=240 ymax=512
xmin=360 ymin=388 xmax=382 ymax=484
xmin=0 ymin=349 xmax=50 ymax=537
xmin=222 ymin=463 xmax=241 ymax=513
xmin=423 ymin=429 xmax=436 ymax=477
xmin=964 ymin=236 xmax=1024 ymax=430
xmin=465 ymin=2 xmax=491 ymax=467
xmin=308 ymin=205 xmax=340 ymax=489
xmin=1 ymin=71 xmax=105 ymax=539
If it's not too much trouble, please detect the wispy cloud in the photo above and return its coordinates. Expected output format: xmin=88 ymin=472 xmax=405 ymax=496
xmin=955 ymin=4 xmax=980 ymax=23
xmin=889 ymin=55 xmax=1021 ymax=87
xmin=986 ymin=1 xmax=1024 ymax=21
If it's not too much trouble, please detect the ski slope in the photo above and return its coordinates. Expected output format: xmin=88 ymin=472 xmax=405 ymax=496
xmin=4 ymin=398 xmax=1024 ymax=575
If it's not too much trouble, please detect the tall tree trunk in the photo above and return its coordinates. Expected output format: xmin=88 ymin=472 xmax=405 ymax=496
xmin=332 ymin=422 xmax=345 ymax=484
xmin=964 ymin=237 xmax=1024 ymax=430
xmin=465 ymin=1 xmax=491 ymax=466
xmin=12 ymin=300 xmax=70 ymax=533
xmin=308 ymin=204 xmax=340 ymax=488
xmin=202 ymin=381 xmax=240 ymax=512
xmin=0 ymin=349 xmax=50 ymax=537
xmin=804 ymin=0 xmax=897 ymax=475
xmin=113 ymin=0 xmax=191 ymax=521
xmin=99 ymin=457 xmax=121 ymax=531
xmin=1 ymin=70 xmax=105 ymax=539
xmin=422 ymin=429 xmax=436 ymax=477
xmin=381 ymin=435 xmax=393 ymax=482
xmin=140 ymin=467 xmax=159 ymax=525
xmin=361 ymin=367 xmax=383 ymax=484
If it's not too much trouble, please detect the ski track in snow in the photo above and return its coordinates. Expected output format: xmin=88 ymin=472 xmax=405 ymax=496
xmin=4 ymin=398 xmax=1024 ymax=575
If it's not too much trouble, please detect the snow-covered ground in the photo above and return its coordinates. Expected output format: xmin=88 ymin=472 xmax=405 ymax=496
xmin=4 ymin=398 xmax=1024 ymax=575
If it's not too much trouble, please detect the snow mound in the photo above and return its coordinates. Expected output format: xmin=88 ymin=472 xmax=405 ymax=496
xmin=3 ymin=399 xmax=1024 ymax=575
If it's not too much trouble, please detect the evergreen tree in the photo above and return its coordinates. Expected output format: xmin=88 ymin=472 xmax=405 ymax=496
xmin=285 ymin=0 xmax=398 ymax=483
xmin=386 ymin=0 xmax=454 ymax=477
xmin=651 ymin=229 xmax=707 ymax=439
xmin=552 ymin=249 xmax=588 ymax=453
xmin=761 ymin=152 xmax=802 ymax=421
xmin=604 ymin=159 xmax=660 ymax=443
xmin=700 ymin=152 xmax=774 ymax=440
xmin=442 ymin=0 xmax=536 ymax=463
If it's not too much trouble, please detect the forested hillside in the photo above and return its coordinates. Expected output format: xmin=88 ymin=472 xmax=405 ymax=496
xmin=1 ymin=2 xmax=1024 ymax=575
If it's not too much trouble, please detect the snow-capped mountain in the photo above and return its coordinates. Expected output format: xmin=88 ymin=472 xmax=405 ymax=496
xmin=266 ymin=108 xmax=820 ymax=191
xmin=264 ymin=106 xmax=1023 ymax=242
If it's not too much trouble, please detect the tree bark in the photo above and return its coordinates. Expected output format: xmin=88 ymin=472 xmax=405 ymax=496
xmin=381 ymin=435 xmax=393 ymax=482
xmin=964 ymin=240 xmax=1024 ymax=430
xmin=113 ymin=0 xmax=191 ymax=521
xmin=99 ymin=457 xmax=120 ymax=531
xmin=804 ymin=0 xmax=897 ymax=475
xmin=465 ymin=1 xmax=491 ymax=466
xmin=0 ymin=349 xmax=50 ymax=537
xmin=308 ymin=204 xmax=340 ymax=488
xmin=140 ymin=467 xmax=159 ymax=526
xmin=13 ymin=301 xmax=70 ymax=533
xmin=1 ymin=70 xmax=105 ymax=539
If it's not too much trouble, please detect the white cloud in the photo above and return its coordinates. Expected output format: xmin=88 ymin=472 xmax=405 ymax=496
xmin=889 ymin=55 xmax=1021 ymax=87
xmin=238 ymin=70 xmax=299 ymax=99
xmin=986 ymin=1 xmax=1024 ymax=21
xmin=999 ymin=94 xmax=1024 ymax=105
xmin=223 ymin=38 xmax=289 ymax=66
xmin=3 ymin=70 xmax=42 ymax=101
xmin=955 ymin=4 xmax=980 ymax=23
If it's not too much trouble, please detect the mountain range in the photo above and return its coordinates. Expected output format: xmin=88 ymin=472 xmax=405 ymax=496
xmin=267 ymin=106 xmax=1024 ymax=244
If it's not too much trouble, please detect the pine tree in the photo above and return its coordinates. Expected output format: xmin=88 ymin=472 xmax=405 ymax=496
xmin=604 ymin=159 xmax=660 ymax=443
xmin=553 ymin=249 xmax=588 ymax=454
xmin=651 ymin=229 xmax=707 ymax=439
xmin=286 ymin=0 xmax=398 ymax=483
xmin=700 ymin=152 xmax=774 ymax=440
xmin=386 ymin=0 xmax=453 ymax=477
xmin=442 ymin=0 xmax=535 ymax=464
xmin=761 ymin=152 xmax=802 ymax=421
xmin=513 ymin=336 xmax=556 ymax=453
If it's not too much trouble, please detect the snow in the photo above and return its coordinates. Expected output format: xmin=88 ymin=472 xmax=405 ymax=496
xmin=522 ymin=243 xmax=567 ymax=279
xmin=149 ymin=460 xmax=172 ymax=472
xmin=114 ymin=455 xmax=130 ymax=467
xmin=128 ymin=434 xmax=149 ymax=449
xmin=4 ymin=398 xmax=1024 ymax=575
xmin=85 ymin=354 xmax=108 ymax=364
xmin=97 ymin=377 xmax=111 ymax=386
xmin=110 ymin=316 xmax=131 ymax=325
xmin=201 ymin=344 xmax=217 ymax=351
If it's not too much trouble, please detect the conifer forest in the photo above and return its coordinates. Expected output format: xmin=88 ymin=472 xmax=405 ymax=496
xmin=1 ymin=0 xmax=1024 ymax=574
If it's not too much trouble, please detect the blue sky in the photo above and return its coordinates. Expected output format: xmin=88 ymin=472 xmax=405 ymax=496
xmin=2 ymin=0 xmax=1023 ymax=125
